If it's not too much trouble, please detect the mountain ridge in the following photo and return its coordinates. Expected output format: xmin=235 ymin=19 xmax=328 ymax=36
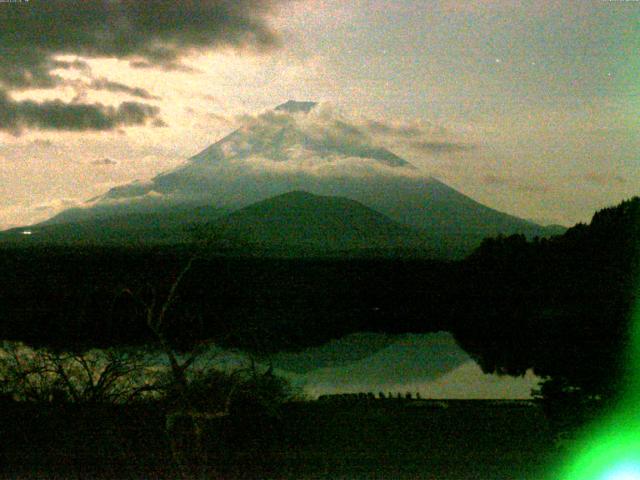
xmin=199 ymin=190 xmax=433 ymax=253
xmin=0 ymin=101 xmax=565 ymax=257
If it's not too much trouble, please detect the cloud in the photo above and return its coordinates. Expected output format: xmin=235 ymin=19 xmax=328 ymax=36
xmin=0 ymin=91 xmax=162 ymax=133
xmin=234 ymin=154 xmax=420 ymax=179
xmin=482 ymin=174 xmax=508 ymax=186
xmin=482 ymin=173 xmax=549 ymax=193
xmin=411 ymin=141 xmax=476 ymax=154
xmin=151 ymin=118 xmax=168 ymax=128
xmin=232 ymin=107 xmax=414 ymax=168
xmin=32 ymin=198 xmax=80 ymax=213
xmin=0 ymin=197 xmax=85 ymax=229
xmin=361 ymin=118 xmax=477 ymax=157
xmin=92 ymin=158 xmax=118 ymax=166
xmin=51 ymin=58 xmax=91 ymax=72
xmin=0 ymin=0 xmax=283 ymax=90
xmin=128 ymin=59 xmax=201 ymax=73
xmin=365 ymin=120 xmax=424 ymax=139
xmin=89 ymin=79 xmax=160 ymax=100
xmin=0 ymin=1 xmax=284 ymax=132
xmin=582 ymin=172 xmax=626 ymax=187
xmin=0 ymin=198 xmax=83 ymax=228
xmin=221 ymin=105 xmax=482 ymax=178
xmin=92 ymin=189 xmax=166 ymax=208
xmin=66 ymin=77 xmax=160 ymax=103
xmin=29 ymin=139 xmax=54 ymax=148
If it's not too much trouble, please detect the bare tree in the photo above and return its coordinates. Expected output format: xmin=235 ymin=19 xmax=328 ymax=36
xmin=121 ymin=252 xmax=298 ymax=477
xmin=0 ymin=344 xmax=157 ymax=404
xmin=126 ymin=255 xmax=249 ymax=477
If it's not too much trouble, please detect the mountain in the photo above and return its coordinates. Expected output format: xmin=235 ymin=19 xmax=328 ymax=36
xmin=0 ymin=205 xmax=227 ymax=245
xmin=197 ymin=190 xmax=433 ymax=254
xmin=1 ymin=101 xmax=563 ymax=257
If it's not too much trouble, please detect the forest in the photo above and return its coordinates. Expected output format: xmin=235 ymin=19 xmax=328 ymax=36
xmin=0 ymin=197 xmax=638 ymax=478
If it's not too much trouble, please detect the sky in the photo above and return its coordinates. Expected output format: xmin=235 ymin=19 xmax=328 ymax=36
xmin=0 ymin=0 xmax=638 ymax=230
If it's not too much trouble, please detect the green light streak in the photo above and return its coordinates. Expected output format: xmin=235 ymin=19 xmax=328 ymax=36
xmin=602 ymin=462 xmax=640 ymax=480
xmin=557 ymin=259 xmax=640 ymax=479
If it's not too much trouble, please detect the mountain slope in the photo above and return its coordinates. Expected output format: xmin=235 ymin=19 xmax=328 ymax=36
xmin=2 ymin=101 xmax=564 ymax=256
xmin=0 ymin=205 xmax=227 ymax=245
xmin=199 ymin=190 xmax=431 ymax=253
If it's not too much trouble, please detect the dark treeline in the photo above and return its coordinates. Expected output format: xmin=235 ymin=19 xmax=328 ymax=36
xmin=1 ymin=197 xmax=638 ymax=400
xmin=0 ymin=246 xmax=457 ymax=352
xmin=453 ymin=197 xmax=640 ymax=404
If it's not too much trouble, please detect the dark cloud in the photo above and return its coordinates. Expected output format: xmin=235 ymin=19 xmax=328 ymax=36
xmin=206 ymin=111 xmax=234 ymax=125
xmin=334 ymin=120 xmax=366 ymax=139
xmin=114 ymin=102 xmax=161 ymax=125
xmin=365 ymin=120 xmax=424 ymax=139
xmin=612 ymin=175 xmax=625 ymax=184
xmin=92 ymin=158 xmax=118 ymax=166
xmin=482 ymin=173 xmax=549 ymax=193
xmin=64 ymin=77 xmax=160 ymax=101
xmin=33 ymin=205 xmax=53 ymax=212
xmin=0 ymin=0 xmax=282 ymax=89
xmin=89 ymin=79 xmax=160 ymax=100
xmin=29 ymin=139 xmax=54 ymax=148
xmin=50 ymin=59 xmax=91 ymax=72
xmin=128 ymin=59 xmax=200 ymax=73
xmin=482 ymin=174 xmax=508 ymax=187
xmin=363 ymin=119 xmax=475 ymax=155
xmin=0 ymin=1 xmax=282 ymax=132
xmin=308 ymin=121 xmax=410 ymax=167
xmin=32 ymin=198 xmax=79 ymax=212
xmin=0 ymin=91 xmax=161 ymax=133
xmin=152 ymin=118 xmax=168 ymax=127
xmin=129 ymin=60 xmax=154 ymax=69
xmin=411 ymin=141 xmax=476 ymax=154
xmin=583 ymin=172 xmax=626 ymax=186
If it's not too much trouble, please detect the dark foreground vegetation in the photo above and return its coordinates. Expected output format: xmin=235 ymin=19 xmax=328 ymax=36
xmin=1 ymin=351 xmax=299 ymax=479
xmin=0 ymin=197 xmax=638 ymax=478
xmin=1 ymin=396 xmax=557 ymax=480
xmin=0 ymin=246 xmax=455 ymax=351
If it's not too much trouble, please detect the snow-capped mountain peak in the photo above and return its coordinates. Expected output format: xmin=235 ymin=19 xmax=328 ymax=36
xmin=11 ymin=102 xmax=561 ymax=257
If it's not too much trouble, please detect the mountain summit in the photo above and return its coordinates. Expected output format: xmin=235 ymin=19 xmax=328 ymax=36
xmin=203 ymin=190 xmax=430 ymax=252
xmin=1 ymin=103 xmax=563 ymax=257
xmin=86 ymin=100 xmax=415 ymax=210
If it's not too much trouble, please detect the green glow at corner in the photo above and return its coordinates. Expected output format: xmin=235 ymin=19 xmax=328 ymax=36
xmin=602 ymin=461 xmax=640 ymax=480
xmin=558 ymin=428 xmax=640 ymax=480
xmin=557 ymin=268 xmax=640 ymax=479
